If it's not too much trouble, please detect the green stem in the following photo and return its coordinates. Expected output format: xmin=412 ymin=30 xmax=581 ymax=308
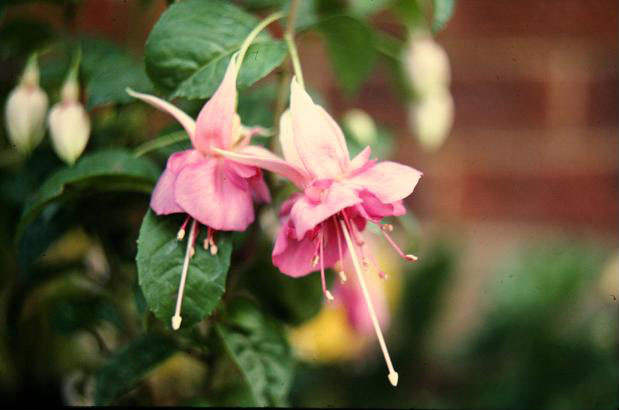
xmin=284 ymin=33 xmax=304 ymax=89
xmin=236 ymin=11 xmax=285 ymax=72
xmin=66 ymin=47 xmax=82 ymax=83
xmin=272 ymin=0 xmax=301 ymax=141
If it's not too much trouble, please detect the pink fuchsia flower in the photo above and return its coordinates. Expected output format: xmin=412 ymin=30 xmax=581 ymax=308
xmin=216 ymin=78 xmax=422 ymax=386
xmin=127 ymin=55 xmax=270 ymax=330
xmin=128 ymin=56 xmax=270 ymax=240
xmin=216 ymin=79 xmax=422 ymax=293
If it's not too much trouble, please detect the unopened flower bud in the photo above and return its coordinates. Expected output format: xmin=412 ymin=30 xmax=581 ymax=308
xmin=403 ymin=33 xmax=451 ymax=96
xmin=342 ymin=109 xmax=377 ymax=145
xmin=48 ymin=77 xmax=90 ymax=165
xmin=4 ymin=55 xmax=48 ymax=155
xmin=408 ymin=89 xmax=454 ymax=151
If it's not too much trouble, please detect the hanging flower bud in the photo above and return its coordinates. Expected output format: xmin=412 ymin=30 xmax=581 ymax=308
xmin=4 ymin=54 xmax=49 ymax=155
xmin=48 ymin=53 xmax=90 ymax=166
xmin=408 ymin=88 xmax=454 ymax=151
xmin=402 ymin=31 xmax=451 ymax=97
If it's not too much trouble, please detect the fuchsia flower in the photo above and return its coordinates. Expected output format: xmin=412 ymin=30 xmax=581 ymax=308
xmin=217 ymin=79 xmax=422 ymax=291
xmin=216 ymin=79 xmax=422 ymax=386
xmin=128 ymin=55 xmax=271 ymax=330
xmin=128 ymin=56 xmax=270 ymax=244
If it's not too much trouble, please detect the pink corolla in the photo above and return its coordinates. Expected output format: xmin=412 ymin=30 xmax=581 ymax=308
xmin=127 ymin=56 xmax=270 ymax=330
xmin=216 ymin=78 xmax=422 ymax=386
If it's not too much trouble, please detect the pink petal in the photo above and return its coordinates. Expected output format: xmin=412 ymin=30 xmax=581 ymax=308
xmin=272 ymin=218 xmax=343 ymax=277
xmin=226 ymin=160 xmax=257 ymax=179
xmin=355 ymin=191 xmax=406 ymax=221
xmin=248 ymin=169 xmax=271 ymax=203
xmin=174 ymin=157 xmax=254 ymax=231
xmin=150 ymin=149 xmax=203 ymax=215
xmin=194 ymin=57 xmax=238 ymax=152
xmin=349 ymin=145 xmax=372 ymax=172
xmin=289 ymin=79 xmax=350 ymax=179
xmin=213 ymin=145 xmax=309 ymax=189
xmin=290 ymin=180 xmax=362 ymax=239
xmin=348 ymin=160 xmax=422 ymax=204
xmin=227 ymin=161 xmax=271 ymax=203
xmin=272 ymin=221 xmax=317 ymax=277
xmin=279 ymin=192 xmax=303 ymax=217
xmin=150 ymin=169 xmax=183 ymax=214
xmin=127 ymin=88 xmax=196 ymax=140
xmin=278 ymin=109 xmax=305 ymax=170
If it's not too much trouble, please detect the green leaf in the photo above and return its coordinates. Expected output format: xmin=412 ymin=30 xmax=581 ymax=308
xmin=17 ymin=149 xmax=159 ymax=240
xmin=348 ymin=0 xmax=394 ymax=18
xmin=317 ymin=15 xmax=377 ymax=95
xmin=237 ymin=83 xmax=278 ymax=129
xmin=136 ymin=211 xmax=231 ymax=329
xmin=134 ymin=130 xmax=188 ymax=157
xmin=80 ymin=36 xmax=153 ymax=109
xmin=432 ymin=0 xmax=455 ymax=32
xmin=144 ymin=0 xmax=287 ymax=99
xmin=215 ymin=298 xmax=294 ymax=407
xmin=94 ymin=333 xmax=177 ymax=405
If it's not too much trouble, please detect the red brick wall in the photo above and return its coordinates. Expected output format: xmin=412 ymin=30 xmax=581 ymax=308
xmin=320 ymin=0 xmax=618 ymax=234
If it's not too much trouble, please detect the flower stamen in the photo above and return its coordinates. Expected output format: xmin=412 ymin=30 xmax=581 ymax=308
xmin=334 ymin=218 xmax=347 ymax=283
xmin=172 ymin=219 xmax=198 ymax=330
xmin=319 ymin=229 xmax=333 ymax=301
xmin=339 ymin=218 xmax=398 ymax=386
xmin=366 ymin=249 xmax=388 ymax=279
xmin=177 ymin=215 xmax=191 ymax=240
xmin=207 ymin=227 xmax=218 ymax=255
xmin=378 ymin=224 xmax=418 ymax=262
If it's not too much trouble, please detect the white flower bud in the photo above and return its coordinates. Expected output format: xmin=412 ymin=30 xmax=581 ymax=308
xmin=403 ymin=33 xmax=451 ymax=96
xmin=408 ymin=89 xmax=454 ymax=151
xmin=4 ymin=57 xmax=48 ymax=154
xmin=48 ymin=78 xmax=90 ymax=165
xmin=342 ymin=109 xmax=377 ymax=145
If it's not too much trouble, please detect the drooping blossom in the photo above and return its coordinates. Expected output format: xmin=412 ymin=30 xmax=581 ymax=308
xmin=215 ymin=78 xmax=422 ymax=386
xmin=127 ymin=55 xmax=270 ymax=330
xmin=5 ymin=54 xmax=48 ymax=155
xmin=49 ymin=67 xmax=91 ymax=165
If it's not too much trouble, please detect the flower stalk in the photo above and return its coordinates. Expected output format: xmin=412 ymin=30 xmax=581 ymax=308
xmin=273 ymin=0 xmax=301 ymax=139
xmin=236 ymin=11 xmax=285 ymax=71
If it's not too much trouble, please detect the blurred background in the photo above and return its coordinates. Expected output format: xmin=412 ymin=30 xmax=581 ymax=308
xmin=0 ymin=0 xmax=617 ymax=408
